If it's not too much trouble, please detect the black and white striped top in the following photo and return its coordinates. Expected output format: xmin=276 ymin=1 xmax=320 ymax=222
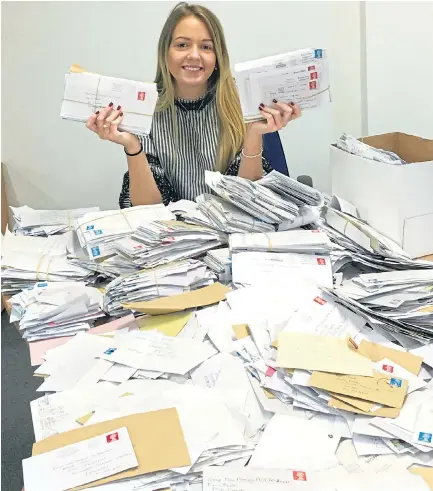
xmin=119 ymin=90 xmax=272 ymax=208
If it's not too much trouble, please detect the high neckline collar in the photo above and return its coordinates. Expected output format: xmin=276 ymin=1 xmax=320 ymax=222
xmin=174 ymin=90 xmax=214 ymax=111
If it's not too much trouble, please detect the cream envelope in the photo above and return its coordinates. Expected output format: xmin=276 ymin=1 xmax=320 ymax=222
xmin=276 ymin=332 xmax=373 ymax=376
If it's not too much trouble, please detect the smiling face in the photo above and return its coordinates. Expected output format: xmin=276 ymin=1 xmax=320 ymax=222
xmin=167 ymin=15 xmax=217 ymax=99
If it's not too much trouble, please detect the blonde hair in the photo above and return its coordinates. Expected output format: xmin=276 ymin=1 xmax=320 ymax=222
xmin=155 ymin=2 xmax=245 ymax=173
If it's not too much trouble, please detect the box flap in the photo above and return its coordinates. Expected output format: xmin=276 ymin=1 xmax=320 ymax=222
xmin=360 ymin=133 xmax=433 ymax=163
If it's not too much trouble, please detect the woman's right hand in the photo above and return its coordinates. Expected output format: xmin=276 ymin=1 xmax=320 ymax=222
xmin=85 ymin=103 xmax=141 ymax=153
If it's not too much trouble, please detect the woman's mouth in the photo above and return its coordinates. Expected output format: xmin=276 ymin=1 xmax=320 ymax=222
xmin=182 ymin=66 xmax=203 ymax=72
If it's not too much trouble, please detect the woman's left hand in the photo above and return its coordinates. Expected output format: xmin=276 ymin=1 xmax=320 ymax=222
xmin=248 ymin=100 xmax=301 ymax=135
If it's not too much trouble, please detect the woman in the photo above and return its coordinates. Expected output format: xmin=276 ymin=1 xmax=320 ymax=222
xmin=86 ymin=2 xmax=301 ymax=207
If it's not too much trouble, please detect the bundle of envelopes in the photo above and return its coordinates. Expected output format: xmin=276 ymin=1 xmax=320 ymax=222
xmin=114 ymin=220 xmax=226 ymax=268
xmin=322 ymin=206 xmax=433 ymax=272
xmin=74 ymin=204 xmax=175 ymax=260
xmin=11 ymin=205 xmax=100 ymax=236
xmin=196 ymin=193 xmax=275 ymax=233
xmin=61 ymin=64 xmax=159 ymax=135
xmin=167 ymin=199 xmax=216 ymax=230
xmin=103 ymin=259 xmax=216 ymax=317
xmin=277 ymin=204 xmax=321 ymax=231
xmin=205 ymin=171 xmax=299 ymax=224
xmin=259 ymin=170 xmax=324 ymax=207
xmin=24 ymin=280 xmax=433 ymax=491
xmin=325 ymin=269 xmax=433 ymax=344
xmin=8 ymin=281 xmax=105 ymax=341
xmin=1 ymin=231 xmax=91 ymax=293
xmin=68 ymin=252 xmax=140 ymax=279
xmin=234 ymin=48 xmax=331 ymax=122
xmin=203 ymin=247 xmax=232 ymax=283
xmin=229 ymin=229 xmax=332 ymax=254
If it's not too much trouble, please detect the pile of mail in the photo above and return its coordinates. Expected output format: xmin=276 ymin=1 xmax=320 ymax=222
xmin=277 ymin=204 xmax=321 ymax=231
xmin=68 ymin=253 xmax=140 ymax=279
xmin=114 ymin=220 xmax=226 ymax=268
xmin=336 ymin=133 xmax=407 ymax=165
xmin=103 ymin=259 xmax=216 ymax=317
xmin=74 ymin=204 xmax=175 ymax=260
xmin=205 ymin=171 xmax=299 ymax=224
xmin=11 ymin=205 xmax=100 ymax=236
xmin=61 ymin=64 xmax=159 ymax=135
xmin=23 ymin=277 xmax=433 ymax=491
xmin=1 ymin=232 xmax=91 ymax=293
xmin=8 ymin=281 xmax=105 ymax=341
xmin=196 ymin=194 xmax=275 ymax=233
xmin=322 ymin=204 xmax=433 ymax=272
xmin=234 ymin=48 xmax=331 ymax=122
xmin=203 ymin=248 xmax=232 ymax=283
xmin=259 ymin=170 xmax=324 ymax=207
xmin=325 ymin=269 xmax=433 ymax=344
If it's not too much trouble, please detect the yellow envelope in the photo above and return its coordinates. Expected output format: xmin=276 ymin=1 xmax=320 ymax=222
xmin=310 ymin=370 xmax=408 ymax=409
xmin=232 ymin=324 xmax=250 ymax=340
xmin=136 ymin=311 xmax=192 ymax=336
xmin=410 ymin=466 xmax=433 ymax=491
xmin=328 ymin=397 xmax=401 ymax=418
xmin=351 ymin=340 xmax=422 ymax=375
xmin=330 ymin=393 xmax=377 ymax=412
xmin=33 ymin=409 xmax=191 ymax=489
xmin=122 ymin=283 xmax=230 ymax=315
xmin=276 ymin=332 xmax=373 ymax=376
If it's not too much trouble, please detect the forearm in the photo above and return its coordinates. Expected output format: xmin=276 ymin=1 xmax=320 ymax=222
xmin=238 ymin=128 xmax=263 ymax=181
xmin=125 ymin=141 xmax=162 ymax=206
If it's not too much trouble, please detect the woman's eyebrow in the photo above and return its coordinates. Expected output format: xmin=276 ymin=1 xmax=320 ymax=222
xmin=174 ymin=36 xmax=213 ymax=42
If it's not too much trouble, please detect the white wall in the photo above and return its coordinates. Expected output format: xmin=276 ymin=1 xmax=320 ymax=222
xmin=1 ymin=1 xmax=363 ymax=210
xmin=365 ymin=1 xmax=433 ymax=138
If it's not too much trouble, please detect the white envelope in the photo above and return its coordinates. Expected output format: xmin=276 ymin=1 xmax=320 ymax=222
xmin=22 ymin=427 xmax=138 ymax=491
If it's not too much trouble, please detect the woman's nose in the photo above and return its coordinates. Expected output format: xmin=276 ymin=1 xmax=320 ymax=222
xmin=187 ymin=44 xmax=200 ymax=59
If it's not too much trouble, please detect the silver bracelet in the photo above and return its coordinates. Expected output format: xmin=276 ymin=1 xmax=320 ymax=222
xmin=241 ymin=148 xmax=263 ymax=159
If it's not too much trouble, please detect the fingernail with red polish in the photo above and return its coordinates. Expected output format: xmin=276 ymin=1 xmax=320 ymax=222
xmin=259 ymin=103 xmax=264 ymax=109
xmin=289 ymin=102 xmax=295 ymax=106
xmin=272 ymin=99 xmax=277 ymax=103
xmin=117 ymin=105 xmax=121 ymax=110
xmin=120 ymin=112 xmax=123 ymax=117
xmin=108 ymin=102 xmax=114 ymax=107
xmin=95 ymin=111 xmax=100 ymax=115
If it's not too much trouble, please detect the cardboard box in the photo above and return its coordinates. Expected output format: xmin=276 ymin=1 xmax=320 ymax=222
xmin=331 ymin=133 xmax=433 ymax=258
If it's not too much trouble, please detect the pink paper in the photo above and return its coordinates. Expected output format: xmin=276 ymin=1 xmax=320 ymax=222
xmin=28 ymin=314 xmax=138 ymax=366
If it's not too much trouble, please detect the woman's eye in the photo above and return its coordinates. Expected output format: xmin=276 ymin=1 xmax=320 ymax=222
xmin=202 ymin=45 xmax=213 ymax=51
xmin=176 ymin=43 xmax=187 ymax=48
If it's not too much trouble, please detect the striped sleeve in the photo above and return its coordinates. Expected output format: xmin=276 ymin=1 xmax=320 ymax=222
xmin=137 ymin=134 xmax=157 ymax=157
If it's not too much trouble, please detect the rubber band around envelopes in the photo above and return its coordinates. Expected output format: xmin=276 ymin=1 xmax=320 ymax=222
xmin=35 ymin=253 xmax=55 ymax=281
xmin=243 ymin=86 xmax=331 ymax=122
xmin=76 ymin=208 xmax=138 ymax=233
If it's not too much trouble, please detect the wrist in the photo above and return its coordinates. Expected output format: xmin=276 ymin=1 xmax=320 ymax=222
xmin=123 ymin=137 xmax=141 ymax=155
xmin=243 ymin=127 xmax=263 ymax=153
